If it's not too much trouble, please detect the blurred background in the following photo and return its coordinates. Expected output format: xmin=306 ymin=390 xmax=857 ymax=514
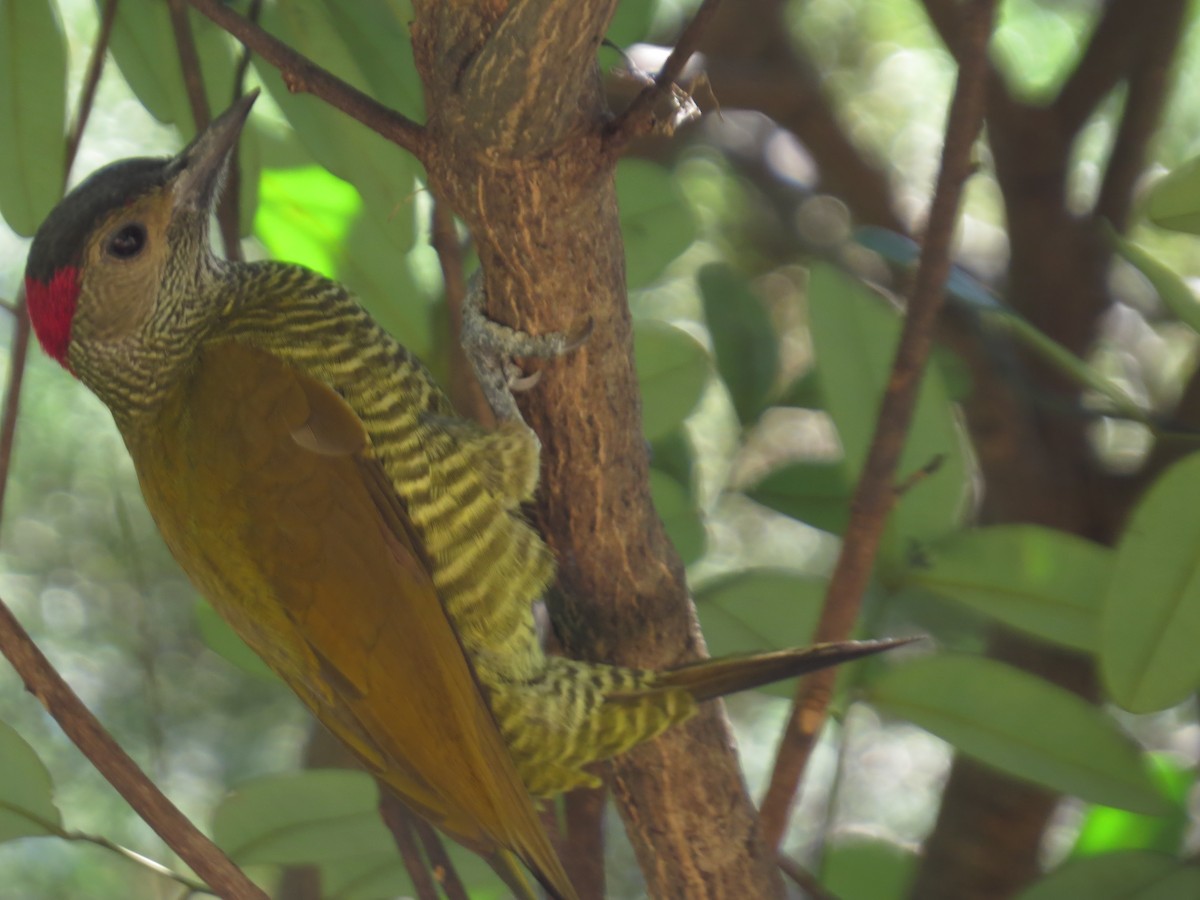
xmin=1 ymin=0 xmax=1200 ymax=898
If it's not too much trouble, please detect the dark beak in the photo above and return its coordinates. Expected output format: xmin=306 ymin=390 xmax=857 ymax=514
xmin=170 ymin=89 xmax=258 ymax=213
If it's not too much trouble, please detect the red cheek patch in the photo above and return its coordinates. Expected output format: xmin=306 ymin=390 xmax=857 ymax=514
xmin=25 ymin=267 xmax=80 ymax=370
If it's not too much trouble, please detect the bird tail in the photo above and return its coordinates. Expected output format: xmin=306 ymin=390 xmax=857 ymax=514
xmin=654 ymin=637 xmax=917 ymax=703
xmin=489 ymin=847 xmax=579 ymax=900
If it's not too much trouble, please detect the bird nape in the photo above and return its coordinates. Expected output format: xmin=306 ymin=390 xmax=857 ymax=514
xmin=23 ymin=92 xmax=910 ymax=899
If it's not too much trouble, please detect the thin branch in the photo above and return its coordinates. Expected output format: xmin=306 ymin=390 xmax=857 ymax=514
xmin=65 ymin=0 xmax=120 ymax=176
xmin=0 ymin=600 xmax=267 ymax=899
xmin=166 ymin=0 xmax=212 ymax=132
xmin=0 ymin=297 xmax=31 ymax=531
xmin=378 ymin=792 xmax=440 ymax=900
xmin=412 ymin=816 xmax=470 ymax=900
xmin=1052 ymin=0 xmax=1154 ymax=137
xmin=605 ymin=0 xmax=722 ymax=151
xmin=777 ymin=854 xmax=839 ymax=900
xmin=563 ymin=787 xmax=607 ymax=900
xmin=758 ymin=0 xmax=997 ymax=849
xmin=185 ymin=0 xmax=427 ymax=160
xmin=432 ymin=198 xmax=493 ymax=425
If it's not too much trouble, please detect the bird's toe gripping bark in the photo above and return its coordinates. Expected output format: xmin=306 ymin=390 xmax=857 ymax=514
xmin=461 ymin=275 xmax=592 ymax=421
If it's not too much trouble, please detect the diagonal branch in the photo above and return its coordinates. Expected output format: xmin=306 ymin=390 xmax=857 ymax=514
xmin=757 ymin=0 xmax=998 ymax=849
xmin=185 ymin=0 xmax=427 ymax=160
xmin=605 ymin=0 xmax=722 ymax=151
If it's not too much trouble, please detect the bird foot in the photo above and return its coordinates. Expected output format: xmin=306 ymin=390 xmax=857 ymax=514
xmin=461 ymin=274 xmax=591 ymax=421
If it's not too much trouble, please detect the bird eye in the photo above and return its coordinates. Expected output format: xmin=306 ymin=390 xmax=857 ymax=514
xmin=107 ymin=223 xmax=147 ymax=260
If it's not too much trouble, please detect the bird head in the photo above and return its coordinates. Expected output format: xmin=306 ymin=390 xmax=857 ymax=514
xmin=23 ymin=92 xmax=257 ymax=407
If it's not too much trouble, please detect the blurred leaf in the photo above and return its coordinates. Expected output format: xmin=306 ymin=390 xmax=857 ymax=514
xmin=932 ymin=344 xmax=972 ymax=401
xmin=255 ymin=3 xmax=417 ymax=250
xmin=320 ymin=856 xmax=414 ymax=900
xmin=777 ymin=370 xmax=822 ymax=409
xmin=0 ymin=0 xmax=66 ymax=236
xmin=856 ymin=229 xmax=1148 ymax=422
xmin=900 ymin=526 xmax=1111 ymax=652
xmin=255 ymin=166 xmax=362 ymax=278
xmin=868 ymin=655 xmax=1168 ymax=815
xmin=633 ymin=318 xmax=710 ymax=441
xmin=807 ymin=265 xmax=967 ymax=573
xmin=617 ymin=159 xmax=696 ymax=288
xmin=698 ymin=263 xmax=780 ymax=427
xmin=194 ymin=600 xmax=278 ymax=681
xmin=649 ymin=468 xmax=705 ymax=566
xmin=1017 ymin=852 xmax=1200 ymax=900
xmin=1106 ymin=225 xmax=1200 ymax=333
xmin=648 ymin=428 xmax=695 ymax=490
xmin=607 ymin=0 xmax=659 ymax=46
xmin=1073 ymin=755 xmax=1192 ymax=858
xmin=104 ymin=0 xmax=236 ymax=138
xmin=695 ymin=569 xmax=824 ymax=696
xmin=745 ymin=461 xmax=852 ymax=535
xmin=0 ymin=719 xmax=61 ymax=842
xmin=822 ymin=837 xmax=917 ymax=900
xmin=320 ymin=1 xmax=423 ymax=118
xmin=214 ymin=770 xmax=394 ymax=865
xmin=1102 ymin=453 xmax=1200 ymax=713
xmin=1143 ymin=153 xmax=1200 ymax=234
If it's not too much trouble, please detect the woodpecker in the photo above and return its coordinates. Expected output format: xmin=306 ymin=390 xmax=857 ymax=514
xmin=24 ymin=92 xmax=907 ymax=899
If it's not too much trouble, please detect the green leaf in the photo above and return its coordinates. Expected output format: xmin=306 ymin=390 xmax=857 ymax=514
xmin=0 ymin=719 xmax=61 ymax=842
xmin=318 ymin=1 xmax=423 ymax=119
xmin=649 ymin=468 xmax=705 ymax=566
xmin=745 ymin=461 xmax=852 ymax=535
xmin=694 ymin=569 xmax=824 ymax=696
xmin=194 ymin=600 xmax=278 ymax=681
xmin=1106 ymin=225 xmax=1200 ymax=333
xmin=900 ymin=526 xmax=1111 ymax=652
xmin=255 ymin=166 xmax=362 ymax=279
xmin=104 ymin=0 xmax=236 ymax=138
xmin=633 ymin=319 xmax=710 ymax=441
xmin=807 ymin=265 xmax=967 ymax=573
xmin=1143 ymin=153 xmax=1200 ymax=234
xmin=868 ymin=655 xmax=1167 ymax=815
xmin=1102 ymin=453 xmax=1200 ymax=713
xmin=698 ymin=263 xmax=780 ymax=427
xmin=213 ymin=770 xmax=394 ymax=865
xmin=0 ymin=0 xmax=66 ymax=236
xmin=1018 ymin=852 xmax=1199 ymax=900
xmin=255 ymin=2 xmax=418 ymax=250
xmin=821 ymin=837 xmax=917 ymax=900
xmin=1073 ymin=755 xmax=1192 ymax=858
xmin=617 ymin=159 xmax=696 ymax=288
xmin=607 ymin=0 xmax=659 ymax=46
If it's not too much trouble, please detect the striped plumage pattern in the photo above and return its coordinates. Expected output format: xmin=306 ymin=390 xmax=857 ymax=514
xmin=211 ymin=260 xmax=692 ymax=796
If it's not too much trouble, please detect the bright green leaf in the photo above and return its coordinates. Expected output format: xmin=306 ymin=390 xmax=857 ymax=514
xmin=255 ymin=2 xmax=418 ymax=249
xmin=194 ymin=600 xmax=278 ymax=681
xmin=649 ymin=468 xmax=705 ymax=566
xmin=0 ymin=719 xmax=61 ymax=842
xmin=745 ymin=461 xmax=852 ymax=535
xmin=1144 ymin=154 xmax=1200 ymax=234
xmin=634 ymin=319 xmax=710 ymax=441
xmin=698 ymin=263 xmax=780 ymax=427
xmin=213 ymin=770 xmax=394 ymax=865
xmin=1102 ymin=453 xmax=1200 ymax=713
xmin=617 ymin=160 xmax=696 ymax=288
xmin=901 ymin=526 xmax=1111 ymax=652
xmin=0 ymin=0 xmax=66 ymax=236
xmin=1073 ymin=755 xmax=1192 ymax=858
xmin=255 ymin=166 xmax=362 ymax=278
xmin=868 ymin=655 xmax=1167 ymax=815
xmin=1018 ymin=852 xmax=1197 ymax=900
xmin=822 ymin=837 xmax=917 ymax=900
xmin=807 ymin=265 xmax=967 ymax=573
xmin=695 ymin=569 xmax=824 ymax=696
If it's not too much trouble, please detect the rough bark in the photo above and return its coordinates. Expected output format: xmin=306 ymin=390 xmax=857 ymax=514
xmin=410 ymin=2 xmax=785 ymax=896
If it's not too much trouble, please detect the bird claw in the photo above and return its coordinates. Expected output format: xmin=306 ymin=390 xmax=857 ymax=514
xmin=461 ymin=274 xmax=589 ymax=422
